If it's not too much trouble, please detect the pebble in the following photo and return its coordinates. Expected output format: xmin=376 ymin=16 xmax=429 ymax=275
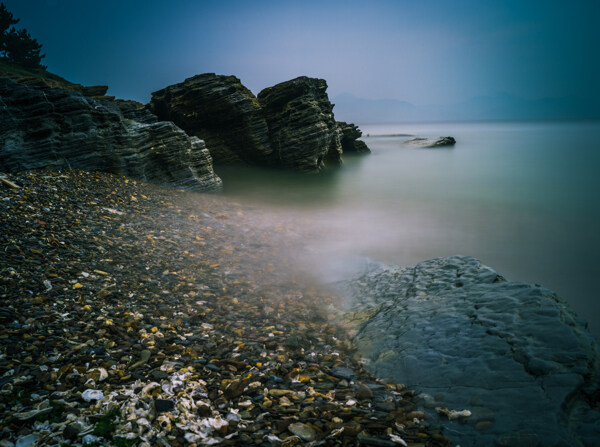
xmin=288 ymin=422 xmax=317 ymax=442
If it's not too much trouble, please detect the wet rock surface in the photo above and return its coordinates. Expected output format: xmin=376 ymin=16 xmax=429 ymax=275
xmin=404 ymin=137 xmax=455 ymax=148
xmin=149 ymin=74 xmax=273 ymax=165
xmin=336 ymin=255 xmax=600 ymax=447
xmin=336 ymin=122 xmax=370 ymax=154
xmin=0 ymin=170 xmax=450 ymax=446
xmin=150 ymin=74 xmax=366 ymax=172
xmin=0 ymin=76 xmax=222 ymax=192
xmin=258 ymin=76 xmax=343 ymax=172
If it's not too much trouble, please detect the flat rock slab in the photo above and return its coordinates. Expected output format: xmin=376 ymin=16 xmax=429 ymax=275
xmin=337 ymin=255 xmax=600 ymax=447
xmin=405 ymin=136 xmax=456 ymax=147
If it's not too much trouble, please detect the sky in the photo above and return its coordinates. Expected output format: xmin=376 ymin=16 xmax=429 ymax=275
xmin=4 ymin=0 xmax=600 ymax=106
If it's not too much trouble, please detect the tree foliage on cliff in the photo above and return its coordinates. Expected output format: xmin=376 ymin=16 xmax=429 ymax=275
xmin=0 ymin=3 xmax=45 ymax=69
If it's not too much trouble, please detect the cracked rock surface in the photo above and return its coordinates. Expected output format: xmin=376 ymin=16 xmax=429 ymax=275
xmin=337 ymin=255 xmax=600 ymax=447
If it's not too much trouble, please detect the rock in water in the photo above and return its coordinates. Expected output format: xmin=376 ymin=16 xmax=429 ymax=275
xmin=337 ymin=255 xmax=600 ymax=447
xmin=0 ymin=76 xmax=222 ymax=191
xmin=149 ymin=73 xmax=272 ymax=165
xmin=405 ymin=136 xmax=456 ymax=147
xmin=258 ymin=76 xmax=342 ymax=172
xmin=337 ymin=121 xmax=371 ymax=153
xmin=149 ymin=74 xmax=367 ymax=172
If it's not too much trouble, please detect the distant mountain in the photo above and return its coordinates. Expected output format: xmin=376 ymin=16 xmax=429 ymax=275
xmin=332 ymin=92 xmax=600 ymax=124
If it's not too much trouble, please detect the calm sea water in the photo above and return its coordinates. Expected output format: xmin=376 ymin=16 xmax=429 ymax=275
xmin=216 ymin=121 xmax=600 ymax=339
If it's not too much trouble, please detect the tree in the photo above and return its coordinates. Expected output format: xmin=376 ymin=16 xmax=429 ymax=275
xmin=0 ymin=2 xmax=19 ymax=57
xmin=0 ymin=2 xmax=46 ymax=70
xmin=6 ymin=28 xmax=46 ymax=69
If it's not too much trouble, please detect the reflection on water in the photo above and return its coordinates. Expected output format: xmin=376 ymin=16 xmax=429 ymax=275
xmin=215 ymin=121 xmax=600 ymax=339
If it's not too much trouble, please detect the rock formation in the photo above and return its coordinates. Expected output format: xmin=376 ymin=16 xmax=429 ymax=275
xmin=337 ymin=255 xmax=600 ymax=447
xmin=336 ymin=121 xmax=370 ymax=153
xmin=149 ymin=74 xmax=272 ymax=165
xmin=405 ymin=136 xmax=456 ymax=148
xmin=257 ymin=76 xmax=342 ymax=172
xmin=150 ymin=74 xmax=365 ymax=172
xmin=0 ymin=76 xmax=222 ymax=191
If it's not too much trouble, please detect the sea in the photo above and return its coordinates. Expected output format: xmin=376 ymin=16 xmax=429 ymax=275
xmin=216 ymin=120 xmax=600 ymax=340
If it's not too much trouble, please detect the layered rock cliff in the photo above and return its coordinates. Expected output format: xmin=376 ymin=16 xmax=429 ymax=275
xmin=257 ymin=76 xmax=342 ymax=172
xmin=150 ymin=74 xmax=366 ymax=172
xmin=149 ymin=74 xmax=272 ymax=165
xmin=0 ymin=76 xmax=222 ymax=191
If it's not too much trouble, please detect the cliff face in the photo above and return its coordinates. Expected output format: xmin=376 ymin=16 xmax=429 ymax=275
xmin=257 ymin=76 xmax=342 ymax=172
xmin=150 ymin=74 xmax=364 ymax=173
xmin=149 ymin=74 xmax=272 ymax=165
xmin=0 ymin=77 xmax=222 ymax=191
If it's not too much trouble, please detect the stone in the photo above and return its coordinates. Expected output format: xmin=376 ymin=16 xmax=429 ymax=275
xmin=81 ymin=85 xmax=109 ymax=97
xmin=405 ymin=136 xmax=456 ymax=148
xmin=258 ymin=76 xmax=342 ymax=172
xmin=288 ymin=422 xmax=317 ymax=442
xmin=0 ymin=76 xmax=222 ymax=192
xmin=330 ymin=366 xmax=356 ymax=381
xmin=337 ymin=255 xmax=600 ymax=447
xmin=63 ymin=422 xmax=83 ymax=439
xmin=154 ymin=399 xmax=175 ymax=413
xmin=355 ymin=383 xmax=374 ymax=400
xmin=337 ymin=121 xmax=371 ymax=153
xmin=149 ymin=73 xmax=272 ymax=165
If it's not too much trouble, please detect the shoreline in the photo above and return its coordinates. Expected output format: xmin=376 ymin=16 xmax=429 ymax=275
xmin=0 ymin=169 xmax=451 ymax=446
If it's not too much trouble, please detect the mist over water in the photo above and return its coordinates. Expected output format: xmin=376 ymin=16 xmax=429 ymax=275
xmin=216 ymin=121 xmax=600 ymax=339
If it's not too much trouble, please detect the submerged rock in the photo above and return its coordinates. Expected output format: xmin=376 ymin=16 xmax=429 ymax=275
xmin=149 ymin=73 xmax=272 ymax=165
xmin=405 ymin=136 xmax=456 ymax=147
xmin=0 ymin=76 xmax=222 ymax=191
xmin=337 ymin=255 xmax=600 ymax=447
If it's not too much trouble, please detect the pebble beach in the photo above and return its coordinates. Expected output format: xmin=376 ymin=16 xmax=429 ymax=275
xmin=0 ymin=169 xmax=452 ymax=447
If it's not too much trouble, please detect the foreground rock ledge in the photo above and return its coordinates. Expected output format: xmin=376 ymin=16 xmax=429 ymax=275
xmin=337 ymin=255 xmax=600 ymax=447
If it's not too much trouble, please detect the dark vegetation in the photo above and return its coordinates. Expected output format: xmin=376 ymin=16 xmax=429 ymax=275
xmin=0 ymin=2 xmax=45 ymax=69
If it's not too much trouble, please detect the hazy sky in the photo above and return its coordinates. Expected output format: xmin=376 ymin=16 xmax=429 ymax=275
xmin=5 ymin=0 xmax=600 ymax=105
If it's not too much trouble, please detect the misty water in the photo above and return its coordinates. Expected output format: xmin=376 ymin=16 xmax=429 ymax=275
xmin=216 ymin=120 xmax=600 ymax=340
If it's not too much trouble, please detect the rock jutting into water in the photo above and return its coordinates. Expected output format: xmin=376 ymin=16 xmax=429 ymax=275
xmin=336 ymin=255 xmax=600 ymax=447
xmin=405 ymin=136 xmax=456 ymax=147
xmin=0 ymin=76 xmax=222 ymax=192
xmin=337 ymin=121 xmax=371 ymax=153
xmin=150 ymin=73 xmax=367 ymax=172
xmin=149 ymin=73 xmax=273 ymax=165
xmin=257 ymin=76 xmax=343 ymax=171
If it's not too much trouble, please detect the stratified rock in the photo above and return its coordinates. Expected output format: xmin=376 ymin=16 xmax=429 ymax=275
xmin=149 ymin=73 xmax=272 ymax=164
xmin=405 ymin=136 xmax=456 ymax=148
xmin=337 ymin=255 xmax=600 ymax=447
xmin=81 ymin=85 xmax=109 ymax=97
xmin=0 ymin=76 xmax=222 ymax=191
xmin=258 ymin=76 xmax=342 ymax=172
xmin=337 ymin=121 xmax=371 ymax=153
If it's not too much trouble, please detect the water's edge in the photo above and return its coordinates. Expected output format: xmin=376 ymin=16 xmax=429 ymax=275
xmin=333 ymin=255 xmax=600 ymax=447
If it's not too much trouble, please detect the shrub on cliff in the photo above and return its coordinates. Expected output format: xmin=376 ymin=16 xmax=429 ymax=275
xmin=0 ymin=2 xmax=45 ymax=70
